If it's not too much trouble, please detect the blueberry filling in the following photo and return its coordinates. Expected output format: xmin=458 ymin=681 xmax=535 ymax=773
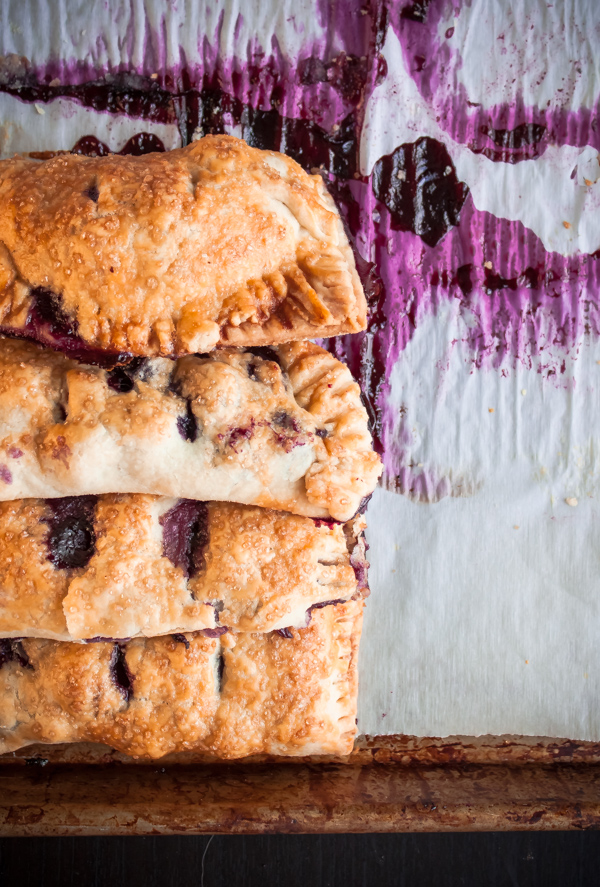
xmin=0 ymin=286 xmax=134 ymax=369
xmin=171 ymin=633 xmax=190 ymax=649
xmin=84 ymin=183 xmax=99 ymax=202
xmin=106 ymin=367 xmax=135 ymax=393
xmin=106 ymin=357 xmax=148 ymax=393
xmin=0 ymin=638 xmax=32 ymax=670
xmin=356 ymin=493 xmax=373 ymax=515
xmin=216 ymin=652 xmax=225 ymax=693
xmin=245 ymin=346 xmax=282 ymax=367
xmin=313 ymin=518 xmax=340 ymax=529
xmin=223 ymin=422 xmax=255 ymax=452
xmin=44 ymin=496 xmax=97 ymax=570
xmin=305 ymin=598 xmax=347 ymax=625
xmin=0 ymin=465 xmax=12 ymax=484
xmin=24 ymin=757 xmax=49 ymax=766
xmin=176 ymin=400 xmax=198 ymax=442
xmin=272 ymin=411 xmax=301 ymax=433
xmin=202 ymin=627 xmax=228 ymax=638
xmin=276 ymin=628 xmax=294 ymax=639
xmin=247 ymin=361 xmax=260 ymax=381
xmin=109 ymin=644 xmax=133 ymax=702
xmin=160 ymin=500 xmax=209 ymax=578
xmin=315 ymin=428 xmax=328 ymax=439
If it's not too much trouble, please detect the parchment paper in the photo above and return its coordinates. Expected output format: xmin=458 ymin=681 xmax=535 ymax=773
xmin=1 ymin=0 xmax=599 ymax=740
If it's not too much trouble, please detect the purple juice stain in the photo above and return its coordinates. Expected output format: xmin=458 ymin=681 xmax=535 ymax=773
xmin=1 ymin=4 xmax=597 ymax=495
xmin=43 ymin=496 xmax=97 ymax=570
xmin=159 ymin=499 xmax=209 ymax=579
xmin=371 ymin=138 xmax=469 ymax=247
xmin=392 ymin=0 xmax=600 ymax=155
xmin=0 ymin=465 xmax=12 ymax=484
xmin=72 ymin=132 xmax=166 ymax=156
xmin=109 ymin=643 xmax=133 ymax=703
xmin=0 ymin=638 xmax=32 ymax=670
xmin=0 ymin=73 xmax=177 ymax=125
xmin=476 ymin=122 xmax=547 ymax=164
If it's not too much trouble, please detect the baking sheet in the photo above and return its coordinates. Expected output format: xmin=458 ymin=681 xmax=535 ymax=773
xmin=1 ymin=0 xmax=599 ymax=740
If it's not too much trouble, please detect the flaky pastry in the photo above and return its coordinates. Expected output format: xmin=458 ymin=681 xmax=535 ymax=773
xmin=0 ymin=601 xmax=362 ymax=759
xmin=0 ymin=495 xmax=368 ymax=640
xmin=0 ymin=337 xmax=381 ymax=520
xmin=0 ymin=135 xmax=366 ymax=357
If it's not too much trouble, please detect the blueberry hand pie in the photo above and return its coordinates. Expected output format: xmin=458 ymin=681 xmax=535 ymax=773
xmin=0 ymin=494 xmax=368 ymax=640
xmin=0 ymin=600 xmax=361 ymax=758
xmin=0 ymin=136 xmax=366 ymax=358
xmin=0 ymin=337 xmax=381 ymax=521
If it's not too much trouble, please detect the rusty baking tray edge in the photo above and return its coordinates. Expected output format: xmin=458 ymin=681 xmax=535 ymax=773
xmin=1 ymin=734 xmax=600 ymax=835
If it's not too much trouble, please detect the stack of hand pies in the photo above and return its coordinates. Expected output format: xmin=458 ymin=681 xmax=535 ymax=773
xmin=0 ymin=136 xmax=382 ymax=759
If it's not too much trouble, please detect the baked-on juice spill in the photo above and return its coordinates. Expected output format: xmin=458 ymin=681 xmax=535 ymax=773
xmin=1 ymin=0 xmax=598 ymax=485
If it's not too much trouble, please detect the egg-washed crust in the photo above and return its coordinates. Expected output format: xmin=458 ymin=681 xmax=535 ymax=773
xmin=0 ymin=495 xmax=368 ymax=640
xmin=0 ymin=135 xmax=366 ymax=357
xmin=0 ymin=337 xmax=381 ymax=520
xmin=0 ymin=600 xmax=362 ymax=759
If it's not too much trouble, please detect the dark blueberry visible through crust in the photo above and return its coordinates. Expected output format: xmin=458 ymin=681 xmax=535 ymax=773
xmin=160 ymin=500 xmax=209 ymax=578
xmin=0 ymin=287 xmax=135 ymax=369
xmin=272 ymin=411 xmax=301 ymax=433
xmin=0 ymin=638 xmax=32 ymax=670
xmin=44 ymin=496 xmax=97 ymax=570
xmin=171 ymin=633 xmax=190 ymax=649
xmin=109 ymin=644 xmax=133 ymax=702
xmin=176 ymin=400 xmax=198 ymax=442
xmin=216 ymin=652 xmax=225 ymax=693
xmin=106 ymin=366 xmax=135 ymax=393
xmin=106 ymin=357 xmax=148 ymax=392
xmin=245 ymin=346 xmax=282 ymax=367
xmin=84 ymin=183 xmax=99 ymax=202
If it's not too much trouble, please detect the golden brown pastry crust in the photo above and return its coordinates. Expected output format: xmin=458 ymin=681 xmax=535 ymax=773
xmin=0 ymin=337 xmax=381 ymax=520
xmin=0 ymin=601 xmax=362 ymax=758
xmin=0 ymin=495 xmax=367 ymax=640
xmin=0 ymin=136 xmax=366 ymax=356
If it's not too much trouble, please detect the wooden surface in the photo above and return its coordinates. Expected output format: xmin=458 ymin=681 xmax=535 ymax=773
xmin=1 ymin=735 xmax=600 ymax=835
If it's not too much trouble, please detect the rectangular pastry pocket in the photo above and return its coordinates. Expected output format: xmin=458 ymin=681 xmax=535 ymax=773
xmin=0 ymin=601 xmax=362 ymax=758
xmin=0 ymin=135 xmax=366 ymax=356
xmin=0 ymin=495 xmax=368 ymax=640
xmin=0 ymin=338 xmax=381 ymax=520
